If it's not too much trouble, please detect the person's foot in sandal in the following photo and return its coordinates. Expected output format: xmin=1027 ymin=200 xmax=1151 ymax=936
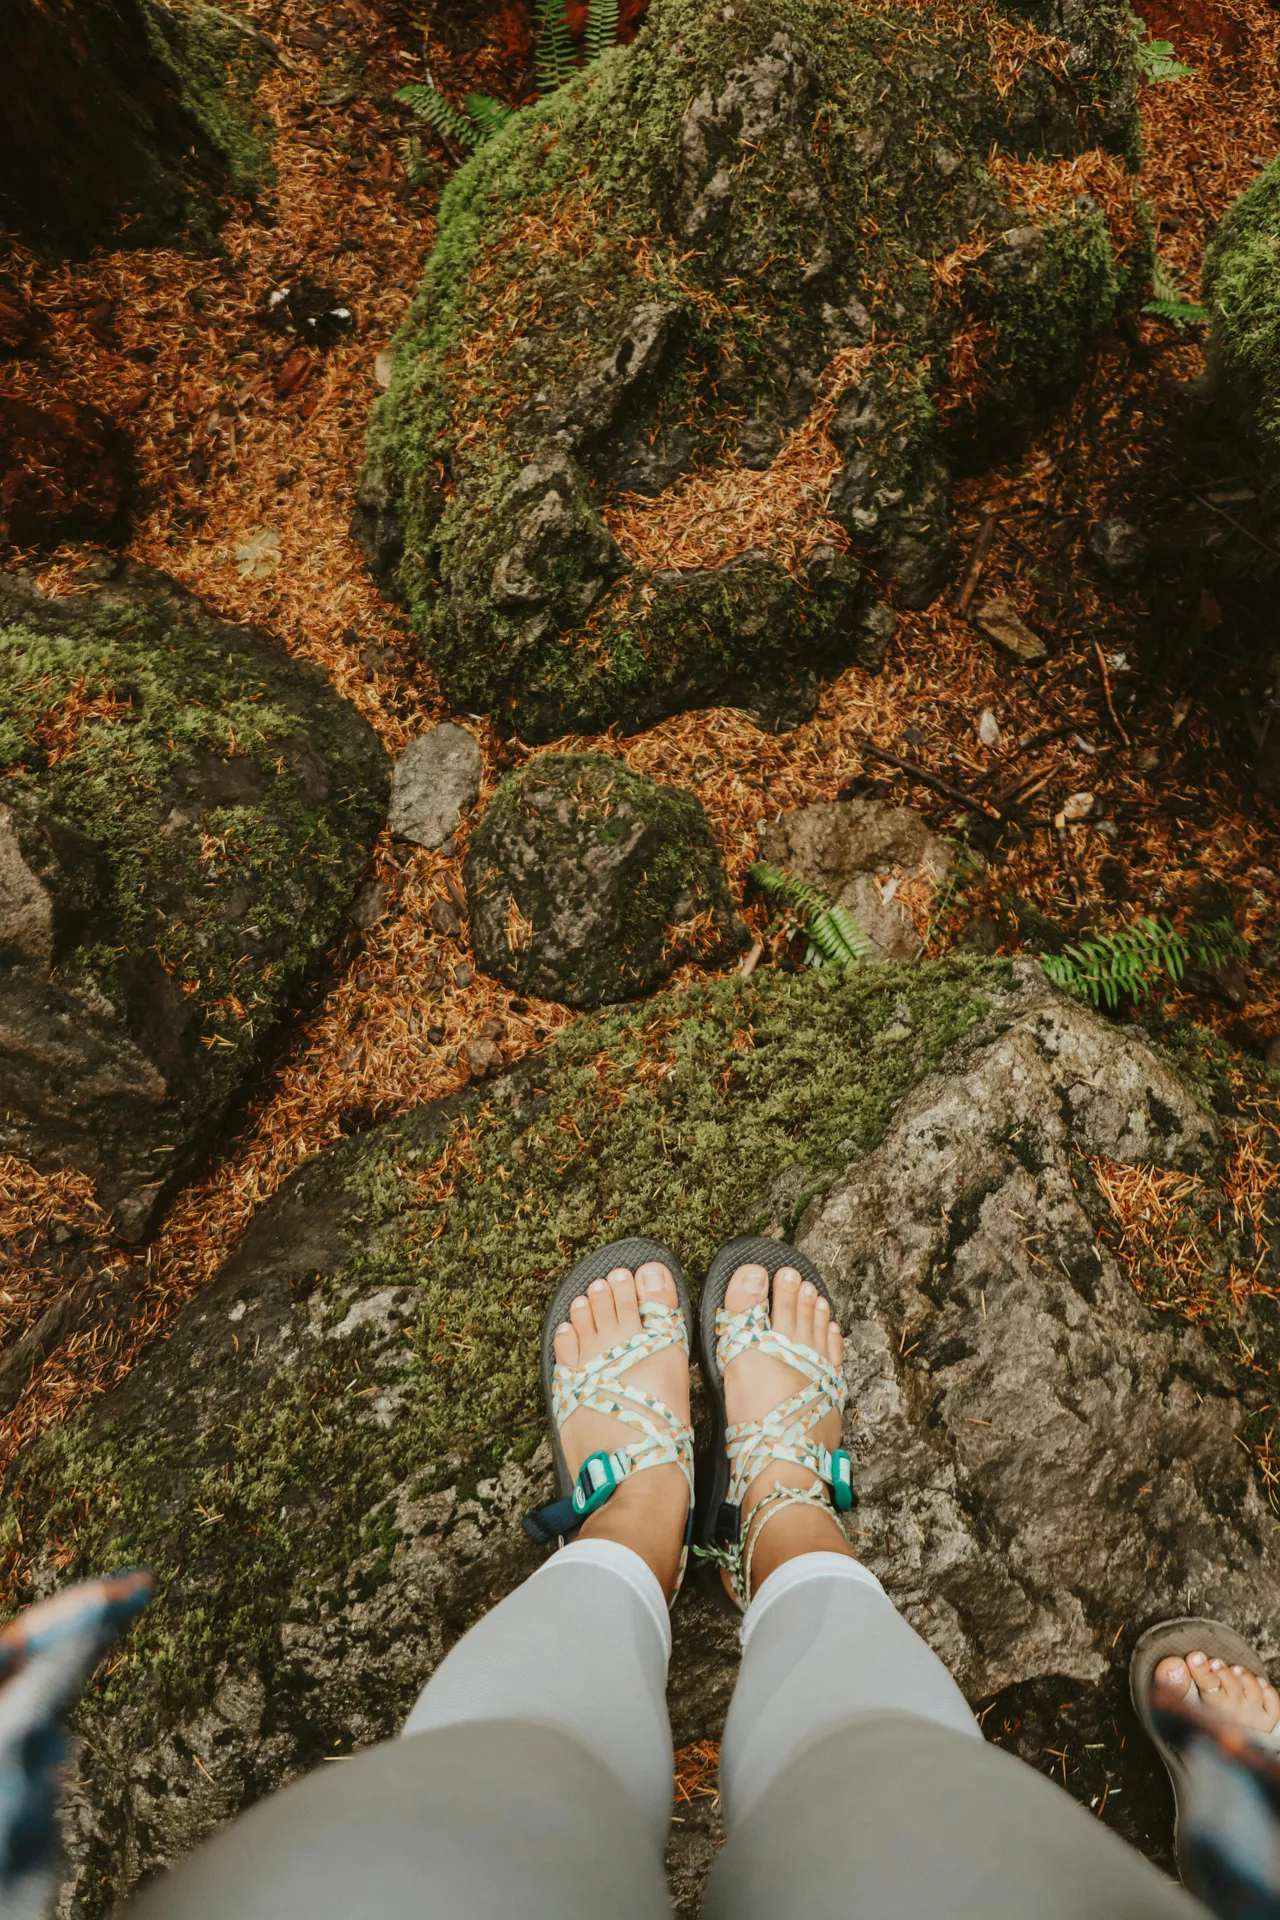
xmin=721 ymin=1261 xmax=855 ymax=1602
xmin=553 ymin=1262 xmax=691 ymax=1598
xmin=1153 ymin=1647 xmax=1280 ymax=1739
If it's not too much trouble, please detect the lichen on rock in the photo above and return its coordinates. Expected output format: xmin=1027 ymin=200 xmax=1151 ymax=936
xmin=0 ymin=565 xmax=388 ymax=1235
xmin=357 ymin=0 xmax=1142 ymax=740
xmin=465 ymin=751 xmax=745 ymax=1005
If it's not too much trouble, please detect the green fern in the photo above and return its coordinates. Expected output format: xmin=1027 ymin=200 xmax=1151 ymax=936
xmin=394 ymin=83 xmax=481 ymax=151
xmin=1128 ymin=14 xmax=1194 ymax=80
xmin=749 ymin=863 xmax=873 ymax=969
xmin=584 ymin=0 xmax=620 ymax=62
xmin=464 ymin=93 xmax=515 ymax=140
xmin=1041 ymin=915 xmax=1245 ymax=1009
xmin=534 ymin=0 xmax=579 ymax=91
xmin=1143 ymin=252 xmax=1207 ymax=327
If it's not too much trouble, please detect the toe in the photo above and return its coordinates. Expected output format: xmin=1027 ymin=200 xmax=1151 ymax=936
xmin=794 ymin=1275 xmax=818 ymax=1349
xmin=1236 ymin=1666 xmax=1264 ymax=1713
xmin=589 ymin=1275 xmax=620 ymax=1337
xmin=608 ymin=1267 xmax=643 ymax=1336
xmin=1204 ymin=1659 xmax=1243 ymax=1712
xmin=725 ymin=1262 xmax=769 ymax=1315
xmin=636 ymin=1260 xmax=677 ymax=1311
xmin=772 ymin=1265 xmax=801 ymax=1337
xmin=1263 ymin=1683 xmax=1280 ymax=1727
xmin=814 ymin=1295 xmax=831 ymax=1352
xmin=569 ymin=1294 xmax=594 ymax=1343
xmin=553 ymin=1320 xmax=579 ymax=1369
xmin=829 ymin=1322 xmax=844 ymax=1367
xmin=1154 ymin=1656 xmax=1191 ymax=1699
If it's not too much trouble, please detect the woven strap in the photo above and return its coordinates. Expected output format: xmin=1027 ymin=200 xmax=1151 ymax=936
xmin=551 ymin=1298 xmax=695 ymax=1590
xmin=716 ymin=1300 xmax=849 ymax=1506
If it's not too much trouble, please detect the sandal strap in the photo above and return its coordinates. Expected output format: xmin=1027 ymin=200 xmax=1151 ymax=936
xmin=716 ymin=1302 xmax=848 ymax=1507
xmin=697 ymin=1481 xmax=848 ymax=1611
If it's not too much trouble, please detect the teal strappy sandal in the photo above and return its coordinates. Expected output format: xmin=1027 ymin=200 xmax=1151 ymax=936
xmin=696 ymin=1234 xmax=854 ymax=1612
xmin=522 ymin=1237 xmax=697 ymax=1598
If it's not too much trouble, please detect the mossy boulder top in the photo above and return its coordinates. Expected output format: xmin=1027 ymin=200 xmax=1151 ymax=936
xmin=464 ymin=751 xmax=745 ymax=1005
xmin=0 ymin=566 xmax=388 ymax=1235
xmin=1205 ymin=155 xmax=1280 ymax=468
xmin=8 ymin=959 xmax=1280 ymax=1912
xmin=357 ymin=0 xmax=1141 ymax=740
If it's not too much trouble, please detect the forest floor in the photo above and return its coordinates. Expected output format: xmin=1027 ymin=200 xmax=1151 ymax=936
xmin=1 ymin=0 xmax=1280 ymax=1480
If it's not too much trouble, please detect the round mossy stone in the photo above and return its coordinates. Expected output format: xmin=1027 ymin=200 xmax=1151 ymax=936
xmin=464 ymin=751 xmax=746 ymax=1006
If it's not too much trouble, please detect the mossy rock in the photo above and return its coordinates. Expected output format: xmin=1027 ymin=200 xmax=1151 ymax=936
xmin=1205 ymin=156 xmax=1280 ymax=469
xmin=0 ymin=0 xmax=274 ymax=254
xmin=6 ymin=958 xmax=1277 ymax=1912
xmin=357 ymin=0 xmax=1141 ymax=740
xmin=464 ymin=751 xmax=746 ymax=1006
xmin=0 ymin=565 xmax=388 ymax=1235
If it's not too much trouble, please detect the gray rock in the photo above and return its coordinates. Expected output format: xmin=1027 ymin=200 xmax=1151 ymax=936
xmin=19 ymin=961 xmax=1279 ymax=1913
xmin=760 ymin=798 xmax=951 ymax=961
xmin=0 ymin=566 xmax=388 ymax=1237
xmin=465 ymin=752 xmax=746 ymax=1007
xmin=387 ymin=724 xmax=482 ymax=851
xmin=1088 ymin=517 xmax=1152 ymax=583
xmin=974 ymin=596 xmax=1048 ymax=665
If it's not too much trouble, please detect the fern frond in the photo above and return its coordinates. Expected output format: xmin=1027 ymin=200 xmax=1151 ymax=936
xmin=1041 ymin=915 xmax=1245 ymax=1008
xmin=749 ymin=862 xmax=871 ymax=970
xmin=584 ymin=0 xmax=620 ymax=62
xmin=394 ymin=83 xmax=481 ymax=150
xmin=534 ymin=0 xmax=578 ymax=91
xmin=464 ymin=93 xmax=514 ymax=141
xmin=1143 ymin=297 xmax=1209 ymax=327
xmin=1135 ymin=35 xmax=1194 ymax=80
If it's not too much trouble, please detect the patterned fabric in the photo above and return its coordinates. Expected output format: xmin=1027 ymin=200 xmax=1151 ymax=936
xmin=710 ymin=1299 xmax=850 ymax=1610
xmin=551 ymin=1297 xmax=695 ymax=1593
xmin=0 ymin=1571 xmax=152 ymax=1918
xmin=1153 ymin=1696 xmax=1280 ymax=1917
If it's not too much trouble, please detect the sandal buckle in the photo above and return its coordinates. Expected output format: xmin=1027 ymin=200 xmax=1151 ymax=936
xmin=572 ymin=1449 xmax=627 ymax=1517
xmin=830 ymin=1448 xmax=855 ymax=1513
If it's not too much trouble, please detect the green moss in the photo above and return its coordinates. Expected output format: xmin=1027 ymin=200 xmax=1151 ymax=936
xmin=1204 ymin=157 xmax=1280 ymax=461
xmin=359 ymin=0 xmax=1140 ymax=738
xmin=2 ymin=960 xmax=1005 ymax=1735
xmin=163 ymin=3 xmax=276 ymax=203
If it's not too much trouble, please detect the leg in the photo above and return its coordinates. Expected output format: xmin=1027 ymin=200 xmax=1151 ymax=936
xmin=128 ymin=1263 xmax=690 ymax=1918
xmin=707 ymin=1261 xmax=1200 ymax=1917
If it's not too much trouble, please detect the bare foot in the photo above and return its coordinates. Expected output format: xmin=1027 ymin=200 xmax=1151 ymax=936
xmin=552 ymin=1262 xmax=691 ymax=1597
xmin=1154 ymin=1649 xmax=1280 ymax=1737
xmin=721 ymin=1262 xmax=854 ymax=1603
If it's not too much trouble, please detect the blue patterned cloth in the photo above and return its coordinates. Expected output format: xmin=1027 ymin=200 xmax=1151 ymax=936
xmin=0 ymin=1571 xmax=151 ymax=1918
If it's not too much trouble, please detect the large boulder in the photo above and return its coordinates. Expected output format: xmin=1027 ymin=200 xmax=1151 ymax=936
xmin=465 ymin=751 xmax=745 ymax=1006
xmin=4 ymin=960 xmax=1278 ymax=1913
xmin=0 ymin=566 xmax=388 ymax=1236
xmin=356 ymin=0 xmax=1141 ymax=741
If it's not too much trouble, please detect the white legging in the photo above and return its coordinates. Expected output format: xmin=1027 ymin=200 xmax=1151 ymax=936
xmin=403 ymin=1541 xmax=978 ymax=1834
xmin=134 ymin=1544 xmax=1205 ymax=1918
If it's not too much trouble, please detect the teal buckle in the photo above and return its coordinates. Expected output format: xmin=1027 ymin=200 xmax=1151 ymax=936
xmin=572 ymin=1449 xmax=627 ymax=1518
xmin=830 ymin=1448 xmax=854 ymax=1513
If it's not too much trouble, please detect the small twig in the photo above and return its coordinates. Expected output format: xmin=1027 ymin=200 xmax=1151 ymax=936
xmin=952 ymin=512 xmax=998 ymax=618
xmin=1093 ymin=643 xmax=1131 ymax=748
xmin=857 ymin=738 xmax=1003 ymax=819
xmin=1192 ymin=493 xmax=1280 ymax=563
xmin=739 ymin=940 xmax=764 ymax=977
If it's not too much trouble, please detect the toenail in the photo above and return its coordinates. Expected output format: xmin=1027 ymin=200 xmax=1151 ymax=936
xmin=572 ymin=1295 xmax=589 ymax=1310
xmin=1165 ymin=1660 xmax=1186 ymax=1680
xmin=1232 ymin=1665 xmax=1244 ymax=1675
xmin=556 ymin=1321 xmax=572 ymax=1334
xmin=742 ymin=1268 xmax=768 ymax=1293
xmin=1210 ymin=1659 xmax=1224 ymax=1671
xmin=638 ymin=1267 xmax=666 ymax=1291
xmin=590 ymin=1279 xmax=609 ymax=1293
xmin=800 ymin=1281 xmax=816 ymax=1300
xmin=1189 ymin=1653 xmax=1206 ymax=1666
